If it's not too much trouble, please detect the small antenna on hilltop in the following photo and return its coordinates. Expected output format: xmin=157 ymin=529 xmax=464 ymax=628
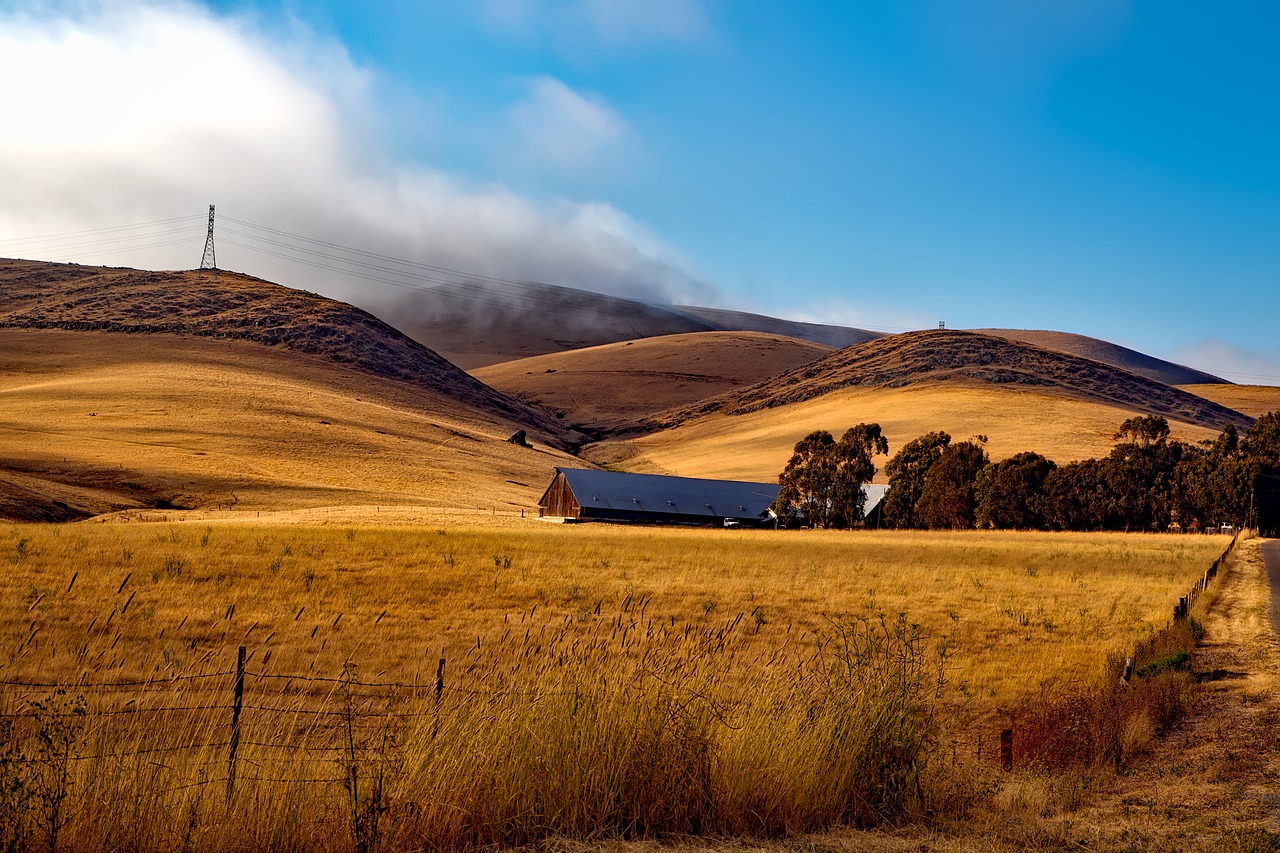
xmin=199 ymin=204 xmax=217 ymax=270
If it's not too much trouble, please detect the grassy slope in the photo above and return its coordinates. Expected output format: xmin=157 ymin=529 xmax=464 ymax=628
xmin=645 ymin=330 xmax=1250 ymax=433
xmin=471 ymin=331 xmax=833 ymax=431
xmin=0 ymin=329 xmax=581 ymax=517
xmin=0 ymin=258 xmax=568 ymax=441
xmin=977 ymin=328 xmax=1225 ymax=385
xmin=585 ymin=384 xmax=1226 ymax=481
xmin=1178 ymin=383 xmax=1280 ymax=418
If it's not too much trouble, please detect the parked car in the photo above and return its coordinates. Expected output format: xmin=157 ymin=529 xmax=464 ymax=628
xmin=723 ymin=518 xmax=741 ymax=529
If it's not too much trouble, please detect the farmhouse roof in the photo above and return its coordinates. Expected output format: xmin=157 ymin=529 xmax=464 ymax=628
xmin=545 ymin=467 xmax=780 ymax=522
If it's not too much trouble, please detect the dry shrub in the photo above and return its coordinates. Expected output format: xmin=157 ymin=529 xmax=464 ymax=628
xmin=1010 ymin=618 xmax=1198 ymax=772
xmin=0 ymin=612 xmax=954 ymax=851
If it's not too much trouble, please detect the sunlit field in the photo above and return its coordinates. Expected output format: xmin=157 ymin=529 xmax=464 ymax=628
xmin=2 ymin=520 xmax=1227 ymax=704
xmin=0 ymin=520 xmax=1231 ymax=850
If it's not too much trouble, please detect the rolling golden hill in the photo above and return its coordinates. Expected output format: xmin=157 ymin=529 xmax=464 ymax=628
xmin=584 ymin=330 xmax=1251 ymax=481
xmin=1177 ymin=384 xmax=1280 ymax=419
xmin=642 ymin=329 xmax=1250 ymax=433
xmin=0 ymin=259 xmax=568 ymax=440
xmin=470 ymin=331 xmax=833 ymax=432
xmin=0 ymin=259 xmax=587 ymax=520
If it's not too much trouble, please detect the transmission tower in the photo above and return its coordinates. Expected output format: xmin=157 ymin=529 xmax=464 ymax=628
xmin=199 ymin=205 xmax=217 ymax=270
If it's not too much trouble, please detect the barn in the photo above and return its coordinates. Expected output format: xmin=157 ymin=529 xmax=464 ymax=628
xmin=538 ymin=467 xmax=890 ymax=527
xmin=538 ymin=467 xmax=780 ymax=526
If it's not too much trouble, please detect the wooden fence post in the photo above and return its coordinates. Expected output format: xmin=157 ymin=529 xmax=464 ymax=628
xmin=227 ymin=645 xmax=246 ymax=805
xmin=1000 ymin=728 xmax=1013 ymax=772
xmin=432 ymin=654 xmax=445 ymax=739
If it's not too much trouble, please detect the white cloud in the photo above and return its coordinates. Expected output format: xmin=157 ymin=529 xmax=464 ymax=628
xmin=1172 ymin=340 xmax=1280 ymax=387
xmin=508 ymin=76 xmax=627 ymax=173
xmin=0 ymin=1 xmax=713 ymax=309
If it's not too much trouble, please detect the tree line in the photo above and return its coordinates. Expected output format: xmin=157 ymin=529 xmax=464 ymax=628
xmin=775 ymin=413 xmax=1280 ymax=533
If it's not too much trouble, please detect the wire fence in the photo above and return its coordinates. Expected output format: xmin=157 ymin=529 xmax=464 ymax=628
xmin=0 ymin=532 xmax=1251 ymax=793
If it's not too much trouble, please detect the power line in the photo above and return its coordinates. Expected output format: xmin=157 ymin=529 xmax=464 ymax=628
xmin=0 ymin=214 xmax=203 ymax=246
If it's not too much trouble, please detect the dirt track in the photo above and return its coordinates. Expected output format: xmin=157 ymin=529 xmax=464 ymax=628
xmin=1052 ymin=536 xmax=1280 ymax=849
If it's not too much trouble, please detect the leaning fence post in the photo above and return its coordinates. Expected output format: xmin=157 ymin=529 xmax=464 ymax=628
xmin=227 ymin=645 xmax=246 ymax=805
xmin=1000 ymin=728 xmax=1013 ymax=772
xmin=432 ymin=654 xmax=445 ymax=739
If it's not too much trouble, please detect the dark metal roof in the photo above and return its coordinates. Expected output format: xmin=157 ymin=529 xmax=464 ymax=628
xmin=552 ymin=467 xmax=780 ymax=521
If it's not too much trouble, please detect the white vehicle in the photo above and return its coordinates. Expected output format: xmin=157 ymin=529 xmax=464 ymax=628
xmin=723 ymin=518 xmax=741 ymax=529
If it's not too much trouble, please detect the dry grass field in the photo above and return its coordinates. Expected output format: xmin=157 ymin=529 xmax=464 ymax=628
xmin=471 ymin=332 xmax=833 ymax=430
xmin=1 ymin=520 xmax=1227 ymax=697
xmin=0 ymin=329 xmax=580 ymax=518
xmin=1179 ymin=383 xmax=1280 ymax=418
xmin=0 ymin=519 xmax=1237 ymax=850
xmin=586 ymin=384 xmax=1226 ymax=481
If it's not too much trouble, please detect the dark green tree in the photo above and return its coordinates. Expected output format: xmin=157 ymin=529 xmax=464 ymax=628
xmin=916 ymin=439 xmax=989 ymax=530
xmin=775 ymin=424 xmax=888 ymax=528
xmin=1042 ymin=458 xmax=1108 ymax=530
xmin=1100 ymin=416 xmax=1184 ymax=530
xmin=830 ymin=424 xmax=890 ymax=527
xmin=1115 ymin=415 xmax=1172 ymax=447
xmin=1243 ymin=412 xmax=1280 ymax=533
xmin=974 ymin=451 xmax=1056 ymax=529
xmin=1174 ymin=425 xmax=1252 ymax=530
xmin=882 ymin=431 xmax=951 ymax=529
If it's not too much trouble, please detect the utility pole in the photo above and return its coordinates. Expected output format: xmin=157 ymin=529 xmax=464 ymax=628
xmin=200 ymin=205 xmax=217 ymax=270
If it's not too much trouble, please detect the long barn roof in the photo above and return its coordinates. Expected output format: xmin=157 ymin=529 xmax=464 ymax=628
xmin=550 ymin=467 xmax=780 ymax=521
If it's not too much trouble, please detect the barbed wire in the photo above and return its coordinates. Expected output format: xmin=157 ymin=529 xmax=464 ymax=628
xmin=0 ymin=671 xmax=236 ymax=689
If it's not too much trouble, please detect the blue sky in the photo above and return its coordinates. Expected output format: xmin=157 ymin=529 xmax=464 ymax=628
xmin=1 ymin=1 xmax=1278 ymax=381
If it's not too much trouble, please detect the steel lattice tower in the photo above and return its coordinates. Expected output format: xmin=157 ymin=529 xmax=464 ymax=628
xmin=199 ymin=205 xmax=217 ymax=269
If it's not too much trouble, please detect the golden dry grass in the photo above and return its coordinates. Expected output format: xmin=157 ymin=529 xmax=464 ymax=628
xmin=1178 ymin=383 xmax=1280 ymax=418
xmin=585 ymin=384 xmax=1225 ymax=481
xmin=0 ymin=520 xmax=1236 ymax=850
xmin=0 ymin=329 xmax=579 ymax=515
xmin=1 ymin=520 xmax=1228 ymax=710
xmin=471 ymin=332 xmax=833 ymax=429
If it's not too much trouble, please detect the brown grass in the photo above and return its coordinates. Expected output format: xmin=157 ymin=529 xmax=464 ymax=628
xmin=1179 ymin=383 xmax=1280 ymax=418
xmin=0 ymin=521 xmax=1227 ymax=712
xmin=0 ymin=521 xmax=1237 ymax=849
xmin=472 ymin=331 xmax=832 ymax=430
xmin=0 ymin=329 xmax=579 ymax=516
xmin=586 ymin=384 xmax=1225 ymax=481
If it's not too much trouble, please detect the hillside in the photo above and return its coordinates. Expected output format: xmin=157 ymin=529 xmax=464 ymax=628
xmin=584 ymin=385 xmax=1233 ymax=482
xmin=0 ymin=329 xmax=582 ymax=521
xmin=977 ymin=328 xmax=1226 ymax=385
xmin=584 ymin=330 xmax=1250 ymax=481
xmin=1178 ymin=384 xmax=1280 ymax=418
xmin=471 ymin=331 xmax=833 ymax=432
xmin=667 ymin=306 xmax=881 ymax=348
xmin=644 ymin=330 xmax=1250 ymax=433
xmin=379 ymin=280 xmax=877 ymax=367
xmin=0 ymin=258 xmax=595 ymax=520
xmin=0 ymin=258 xmax=569 ymax=443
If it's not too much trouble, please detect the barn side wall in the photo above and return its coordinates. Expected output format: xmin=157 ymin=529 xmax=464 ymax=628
xmin=539 ymin=473 xmax=581 ymax=518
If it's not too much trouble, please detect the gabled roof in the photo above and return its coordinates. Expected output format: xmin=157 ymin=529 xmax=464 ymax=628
xmin=863 ymin=484 xmax=888 ymax=516
xmin=549 ymin=467 xmax=780 ymax=521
